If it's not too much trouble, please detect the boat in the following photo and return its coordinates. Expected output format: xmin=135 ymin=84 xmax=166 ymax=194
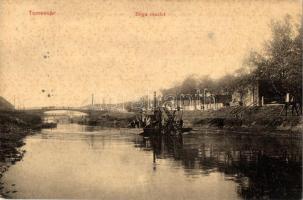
xmin=140 ymin=127 xmax=192 ymax=137
xmin=41 ymin=118 xmax=57 ymax=129
xmin=139 ymin=126 xmax=161 ymax=137
xmin=138 ymin=92 xmax=192 ymax=138
xmin=139 ymin=105 xmax=192 ymax=137
xmin=41 ymin=122 xmax=57 ymax=129
xmin=180 ymin=127 xmax=192 ymax=132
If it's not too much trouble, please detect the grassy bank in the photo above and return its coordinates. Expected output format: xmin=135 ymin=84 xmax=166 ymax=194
xmin=81 ymin=106 xmax=302 ymax=132
xmin=0 ymin=110 xmax=42 ymax=197
xmin=182 ymin=105 xmax=302 ymax=133
xmin=0 ymin=110 xmax=43 ymax=156
xmin=0 ymin=110 xmax=43 ymax=132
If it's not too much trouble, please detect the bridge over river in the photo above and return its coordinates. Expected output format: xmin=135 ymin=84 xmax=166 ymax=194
xmin=23 ymin=106 xmax=110 ymax=116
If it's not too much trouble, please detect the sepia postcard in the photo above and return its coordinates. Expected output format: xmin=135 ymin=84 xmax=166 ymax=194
xmin=0 ymin=0 xmax=302 ymax=199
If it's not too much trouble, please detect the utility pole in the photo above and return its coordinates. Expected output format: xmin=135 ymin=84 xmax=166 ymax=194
xmin=91 ymin=94 xmax=94 ymax=107
xmin=13 ymin=96 xmax=16 ymax=109
xmin=203 ymin=88 xmax=208 ymax=111
xmin=147 ymin=88 xmax=150 ymax=110
xmin=197 ymin=89 xmax=201 ymax=109
xmin=153 ymin=91 xmax=157 ymax=111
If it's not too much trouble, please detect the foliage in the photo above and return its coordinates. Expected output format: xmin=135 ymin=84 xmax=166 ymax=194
xmin=248 ymin=16 xmax=302 ymax=99
xmin=161 ymin=15 xmax=302 ymax=101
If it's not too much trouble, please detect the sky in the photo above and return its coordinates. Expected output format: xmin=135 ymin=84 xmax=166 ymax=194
xmin=0 ymin=0 xmax=301 ymax=107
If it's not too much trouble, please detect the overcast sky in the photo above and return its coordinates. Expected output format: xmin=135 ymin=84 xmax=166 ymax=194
xmin=0 ymin=0 xmax=301 ymax=107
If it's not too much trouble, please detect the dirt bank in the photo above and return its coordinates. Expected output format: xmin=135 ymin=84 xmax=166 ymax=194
xmin=0 ymin=110 xmax=42 ymax=197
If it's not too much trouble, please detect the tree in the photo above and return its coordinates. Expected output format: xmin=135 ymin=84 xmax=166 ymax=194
xmin=231 ymin=68 xmax=255 ymax=103
xmin=248 ymin=16 xmax=302 ymax=101
xmin=161 ymin=16 xmax=302 ymax=104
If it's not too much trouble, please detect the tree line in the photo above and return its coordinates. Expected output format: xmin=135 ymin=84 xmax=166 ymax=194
xmin=161 ymin=16 xmax=302 ymax=103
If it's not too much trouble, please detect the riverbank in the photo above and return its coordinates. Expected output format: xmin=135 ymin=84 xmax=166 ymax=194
xmin=0 ymin=110 xmax=42 ymax=197
xmin=78 ymin=111 xmax=136 ymax=127
xmin=182 ymin=105 xmax=302 ymax=133
xmin=77 ymin=106 xmax=302 ymax=133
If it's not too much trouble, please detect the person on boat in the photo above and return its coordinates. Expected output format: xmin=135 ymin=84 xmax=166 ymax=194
xmin=135 ymin=116 xmax=140 ymax=128
xmin=284 ymin=93 xmax=290 ymax=116
xmin=290 ymin=95 xmax=300 ymax=116
xmin=153 ymin=108 xmax=162 ymax=129
xmin=174 ymin=106 xmax=183 ymax=128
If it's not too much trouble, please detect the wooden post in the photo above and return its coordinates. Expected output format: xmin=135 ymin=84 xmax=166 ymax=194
xmin=197 ymin=89 xmax=201 ymax=109
xmin=194 ymin=94 xmax=197 ymax=110
xmin=153 ymin=91 xmax=157 ymax=111
xmin=203 ymin=89 xmax=206 ymax=111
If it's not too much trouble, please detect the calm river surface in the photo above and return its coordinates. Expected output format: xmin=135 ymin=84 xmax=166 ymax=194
xmin=2 ymin=124 xmax=302 ymax=199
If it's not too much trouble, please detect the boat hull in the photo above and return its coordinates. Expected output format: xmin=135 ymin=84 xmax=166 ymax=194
xmin=140 ymin=127 xmax=192 ymax=137
xmin=41 ymin=122 xmax=57 ymax=129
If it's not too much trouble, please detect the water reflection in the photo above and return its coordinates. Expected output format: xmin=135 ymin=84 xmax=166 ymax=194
xmin=1 ymin=124 xmax=301 ymax=199
xmin=135 ymin=132 xmax=302 ymax=199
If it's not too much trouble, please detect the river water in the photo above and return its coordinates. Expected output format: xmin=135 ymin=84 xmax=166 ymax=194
xmin=1 ymin=124 xmax=302 ymax=199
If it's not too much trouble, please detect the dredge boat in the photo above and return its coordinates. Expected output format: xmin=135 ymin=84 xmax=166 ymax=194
xmin=140 ymin=106 xmax=192 ymax=137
